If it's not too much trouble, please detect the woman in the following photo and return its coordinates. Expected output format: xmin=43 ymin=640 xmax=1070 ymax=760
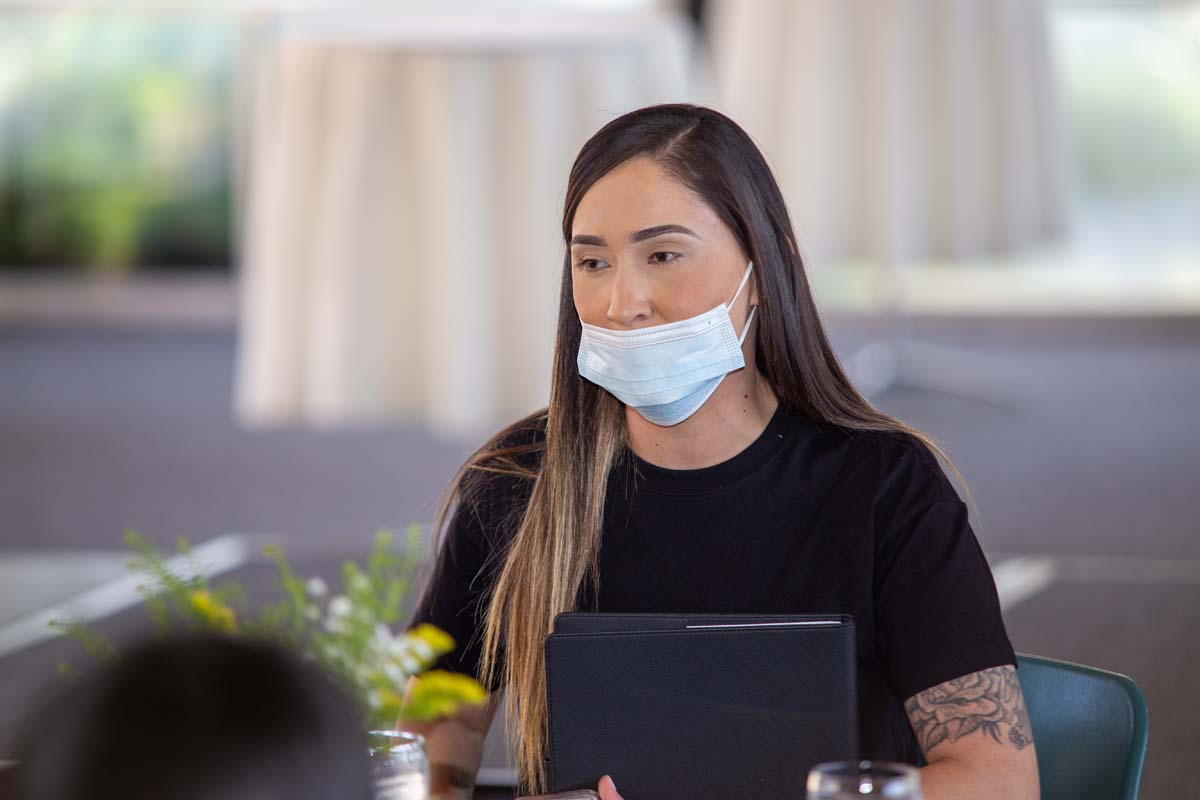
xmin=403 ymin=104 xmax=1038 ymax=800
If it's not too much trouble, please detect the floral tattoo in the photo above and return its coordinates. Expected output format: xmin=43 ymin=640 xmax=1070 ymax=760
xmin=904 ymin=666 xmax=1034 ymax=754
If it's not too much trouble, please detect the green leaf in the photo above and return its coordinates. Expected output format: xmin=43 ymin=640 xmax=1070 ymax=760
xmin=48 ymin=617 xmax=118 ymax=663
xmin=263 ymin=543 xmax=307 ymax=644
xmin=212 ymin=577 xmax=248 ymax=615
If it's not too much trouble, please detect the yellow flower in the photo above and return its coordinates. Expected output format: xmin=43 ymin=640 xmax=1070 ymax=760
xmin=188 ymin=590 xmax=237 ymax=632
xmin=401 ymin=670 xmax=487 ymax=722
xmin=409 ymin=623 xmax=455 ymax=657
xmin=370 ymin=687 xmax=406 ymax=711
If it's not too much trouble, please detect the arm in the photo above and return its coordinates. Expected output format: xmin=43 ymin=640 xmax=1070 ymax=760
xmin=399 ymin=676 xmax=502 ymax=800
xmin=904 ymin=665 xmax=1039 ymax=800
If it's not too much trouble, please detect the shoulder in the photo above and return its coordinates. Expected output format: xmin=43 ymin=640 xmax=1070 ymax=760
xmin=492 ymin=411 xmax=549 ymax=454
xmin=812 ymin=422 xmax=962 ymax=511
xmin=455 ymin=411 xmax=547 ymax=534
xmin=477 ymin=411 xmax=548 ymax=479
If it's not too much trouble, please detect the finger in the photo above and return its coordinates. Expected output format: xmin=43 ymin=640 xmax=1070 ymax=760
xmin=598 ymin=774 xmax=624 ymax=800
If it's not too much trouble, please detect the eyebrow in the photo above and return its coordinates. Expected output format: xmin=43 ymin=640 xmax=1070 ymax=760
xmin=569 ymin=224 xmax=702 ymax=247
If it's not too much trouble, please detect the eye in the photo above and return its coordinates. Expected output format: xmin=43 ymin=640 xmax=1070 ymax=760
xmin=573 ymin=252 xmax=679 ymax=271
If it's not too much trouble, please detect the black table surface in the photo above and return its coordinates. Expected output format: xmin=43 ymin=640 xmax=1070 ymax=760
xmin=477 ymin=789 xmax=517 ymax=799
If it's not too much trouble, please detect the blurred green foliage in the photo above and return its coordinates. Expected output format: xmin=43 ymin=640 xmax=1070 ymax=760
xmin=1053 ymin=4 xmax=1200 ymax=196
xmin=0 ymin=14 xmax=233 ymax=274
xmin=50 ymin=527 xmax=488 ymax=730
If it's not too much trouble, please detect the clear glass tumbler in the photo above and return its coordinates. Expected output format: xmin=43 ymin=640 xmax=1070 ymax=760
xmin=368 ymin=730 xmax=430 ymax=800
xmin=806 ymin=760 xmax=923 ymax=800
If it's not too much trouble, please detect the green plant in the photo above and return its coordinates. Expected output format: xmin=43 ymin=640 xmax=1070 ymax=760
xmin=50 ymin=526 xmax=486 ymax=731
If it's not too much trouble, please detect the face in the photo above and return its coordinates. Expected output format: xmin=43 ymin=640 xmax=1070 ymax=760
xmin=569 ymin=157 xmax=757 ymax=332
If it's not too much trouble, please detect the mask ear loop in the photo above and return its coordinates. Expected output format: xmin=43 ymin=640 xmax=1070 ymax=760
xmin=727 ymin=260 xmax=755 ymax=309
xmin=737 ymin=305 xmax=758 ymax=345
xmin=729 ymin=261 xmax=757 ymax=344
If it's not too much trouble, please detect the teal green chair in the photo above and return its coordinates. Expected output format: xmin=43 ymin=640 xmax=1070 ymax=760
xmin=1017 ymin=654 xmax=1148 ymax=800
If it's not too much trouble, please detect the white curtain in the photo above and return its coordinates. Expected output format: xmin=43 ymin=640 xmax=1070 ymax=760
xmin=235 ymin=1 xmax=1073 ymax=436
xmin=235 ymin=10 xmax=702 ymax=438
xmin=706 ymin=0 xmax=1072 ymax=266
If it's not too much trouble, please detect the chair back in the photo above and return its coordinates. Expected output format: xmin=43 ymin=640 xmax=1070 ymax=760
xmin=1017 ymin=653 xmax=1148 ymax=800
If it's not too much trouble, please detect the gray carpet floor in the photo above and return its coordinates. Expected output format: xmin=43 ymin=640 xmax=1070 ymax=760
xmin=2 ymin=315 xmax=1198 ymax=799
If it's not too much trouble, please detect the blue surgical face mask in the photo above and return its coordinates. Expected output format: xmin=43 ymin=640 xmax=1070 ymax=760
xmin=576 ymin=261 xmax=757 ymax=426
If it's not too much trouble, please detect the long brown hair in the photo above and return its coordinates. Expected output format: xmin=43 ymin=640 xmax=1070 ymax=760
xmin=424 ymin=103 xmax=974 ymax=794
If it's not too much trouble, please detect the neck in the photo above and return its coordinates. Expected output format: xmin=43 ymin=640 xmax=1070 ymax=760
xmin=624 ymin=366 xmax=779 ymax=470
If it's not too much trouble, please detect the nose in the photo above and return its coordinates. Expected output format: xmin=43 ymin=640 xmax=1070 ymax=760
xmin=605 ymin=262 xmax=652 ymax=328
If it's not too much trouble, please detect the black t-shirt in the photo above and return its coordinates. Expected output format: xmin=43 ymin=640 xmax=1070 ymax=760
xmin=409 ymin=403 xmax=1016 ymax=765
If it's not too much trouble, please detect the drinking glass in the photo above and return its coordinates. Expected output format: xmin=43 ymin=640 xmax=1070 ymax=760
xmin=806 ymin=760 xmax=923 ymax=799
xmin=368 ymin=730 xmax=430 ymax=800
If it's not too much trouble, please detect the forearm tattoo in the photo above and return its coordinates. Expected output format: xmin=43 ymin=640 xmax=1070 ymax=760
xmin=903 ymin=665 xmax=1034 ymax=754
xmin=429 ymin=763 xmax=476 ymax=799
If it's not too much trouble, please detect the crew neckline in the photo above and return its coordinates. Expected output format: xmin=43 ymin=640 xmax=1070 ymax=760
xmin=624 ymin=403 xmax=798 ymax=495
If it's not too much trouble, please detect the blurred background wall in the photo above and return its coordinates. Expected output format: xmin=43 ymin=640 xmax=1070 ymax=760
xmin=0 ymin=0 xmax=1197 ymax=797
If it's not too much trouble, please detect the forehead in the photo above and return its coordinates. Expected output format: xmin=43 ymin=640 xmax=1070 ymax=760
xmin=571 ymin=157 xmax=718 ymax=238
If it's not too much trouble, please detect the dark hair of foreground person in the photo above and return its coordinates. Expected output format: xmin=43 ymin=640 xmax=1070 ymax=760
xmin=17 ymin=632 xmax=373 ymax=800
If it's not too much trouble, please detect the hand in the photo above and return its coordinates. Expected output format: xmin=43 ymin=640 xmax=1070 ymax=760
xmin=597 ymin=774 xmax=624 ymax=800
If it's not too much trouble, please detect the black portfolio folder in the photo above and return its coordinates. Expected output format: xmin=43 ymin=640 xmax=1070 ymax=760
xmin=544 ymin=612 xmax=858 ymax=799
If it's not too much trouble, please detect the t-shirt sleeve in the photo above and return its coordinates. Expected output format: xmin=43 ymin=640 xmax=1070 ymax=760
xmin=875 ymin=493 xmax=1017 ymax=703
xmin=407 ymin=495 xmax=507 ymax=694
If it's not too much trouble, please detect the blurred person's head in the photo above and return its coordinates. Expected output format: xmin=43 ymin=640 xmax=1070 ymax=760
xmin=17 ymin=632 xmax=373 ymax=800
